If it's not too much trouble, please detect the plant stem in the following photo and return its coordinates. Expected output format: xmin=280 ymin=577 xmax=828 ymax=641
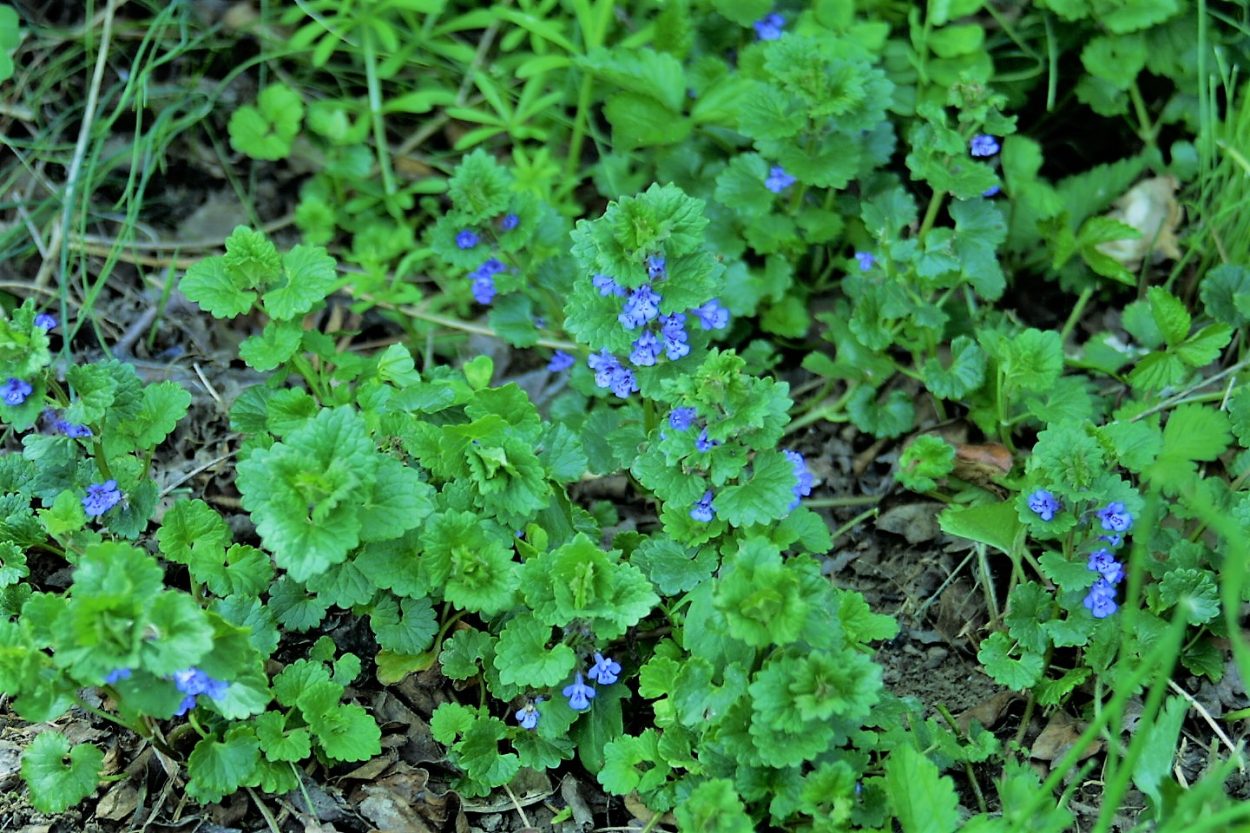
xmin=362 ymin=26 xmax=398 ymax=210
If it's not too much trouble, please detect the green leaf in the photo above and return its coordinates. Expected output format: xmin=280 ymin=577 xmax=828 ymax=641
xmin=896 ymin=435 xmax=956 ymax=493
xmin=357 ymin=456 xmax=435 ymax=543
xmin=254 ymin=711 xmax=313 ymax=763
xmin=180 ymin=256 xmax=256 ymax=319
xmin=262 ymin=245 xmax=338 ymax=321
xmin=140 ymin=592 xmax=215 ymax=675
xmin=674 ymin=778 xmax=754 ymax=833
xmin=1147 ymin=286 xmax=1191 ymax=347
xmin=307 ymin=699 xmax=381 ymax=763
xmin=884 ymin=745 xmax=960 ymax=833
xmin=228 ymin=83 xmax=304 ymax=161
xmin=1002 ymin=327 xmax=1064 ymax=392
xmin=493 ymin=615 xmax=577 ymax=688
xmin=1198 ymin=264 xmax=1250 ymax=327
xmin=21 ymin=731 xmax=103 ymax=813
xmin=238 ymin=320 xmax=303 ymax=371
xmin=929 ymin=23 xmax=984 ymax=57
xmin=713 ymin=449 xmax=797 ymax=527
xmin=1158 ymin=569 xmax=1220 ymax=624
xmin=603 ymin=92 xmax=690 ymax=149
xmin=439 ymin=628 xmax=494 ymax=680
xmin=977 ymin=632 xmax=1044 ymax=690
xmin=1175 ymin=324 xmax=1232 ymax=369
xmin=235 ymin=407 xmax=375 ymax=581
xmin=186 ymin=727 xmax=261 ymax=803
xmin=847 ymin=386 xmax=915 ymax=439
xmin=376 ymin=343 xmax=421 ymax=387
xmin=714 ymin=538 xmax=808 ymax=647
xmin=573 ymin=679 xmax=626 ymax=772
xmin=369 ymin=595 xmax=438 ymax=655
xmin=599 ymin=730 xmax=670 ymax=795
xmin=1132 ymin=695 xmax=1187 ymax=812
xmin=714 ymin=153 xmax=776 ymax=218
xmin=267 ymin=577 xmax=330 ymax=632
xmin=422 ymin=510 xmax=517 ymax=614
xmin=1039 ymin=551 xmax=1097 ymax=593
xmin=630 ymin=537 xmax=716 ymax=595
xmin=938 ymin=502 xmax=1022 ymax=557
xmin=923 ymin=336 xmax=986 ymax=399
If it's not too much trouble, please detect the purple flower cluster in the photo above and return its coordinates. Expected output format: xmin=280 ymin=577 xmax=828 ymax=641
xmin=1027 ymin=489 xmax=1062 ymax=522
xmin=970 ymin=134 xmax=1001 ymax=157
xmin=83 ymin=480 xmax=123 ymax=517
xmin=556 ymin=652 xmax=622 ymax=714
xmin=1083 ymin=502 xmax=1133 ymax=618
xmin=468 ymin=258 xmax=505 ymax=305
xmin=2 ymin=378 xmax=32 ymax=407
xmin=588 ymin=351 xmax=638 ymax=398
xmin=172 ymin=667 xmax=229 ymax=716
xmin=753 ymin=11 xmax=785 ymax=40
xmin=783 ymin=449 xmax=814 ymax=510
xmin=590 ymin=264 xmax=729 ymax=392
xmin=765 ymin=165 xmax=796 ymax=193
xmin=690 ymin=489 xmax=716 ymax=523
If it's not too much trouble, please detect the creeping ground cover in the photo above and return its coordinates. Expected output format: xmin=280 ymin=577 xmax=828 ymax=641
xmin=2 ymin=0 xmax=1250 ymax=831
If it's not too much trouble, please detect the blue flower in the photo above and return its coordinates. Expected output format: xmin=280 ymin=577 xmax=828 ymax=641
xmin=563 ymin=671 xmax=596 ymax=711
xmin=983 ymin=184 xmax=1001 ymax=197
xmin=83 ymin=480 xmax=122 ymax=517
xmin=646 ymin=254 xmax=667 ymax=280
xmin=1100 ymin=534 xmax=1123 ymax=548
xmin=104 ymin=668 xmax=132 ymax=685
xmin=692 ymin=299 xmax=730 ymax=330
xmin=765 ymin=165 xmax=796 ymax=193
xmin=587 ymin=652 xmax=622 ymax=686
xmin=783 ymin=449 xmax=814 ymax=510
xmin=34 ymin=313 xmax=57 ymax=330
xmin=588 ymin=352 xmax=637 ymax=398
xmin=499 ymin=213 xmax=520 ymax=232
xmin=664 ymin=335 xmax=691 ymax=361
xmin=1095 ymin=501 xmax=1133 ymax=533
xmin=1087 ymin=549 xmax=1125 ymax=585
xmin=515 ymin=697 xmax=544 ymax=730
xmin=753 ymin=11 xmax=785 ymax=41
xmin=1026 ymin=489 xmax=1061 ymax=522
xmin=2 ymin=378 xmax=32 ymax=407
xmin=56 ymin=417 xmax=92 ymax=438
xmin=630 ymin=330 xmax=661 ymax=367
xmin=471 ymin=275 xmax=496 ymax=305
xmin=473 ymin=258 xmax=506 ymax=276
xmin=695 ymin=427 xmax=717 ymax=452
xmin=855 ymin=251 xmax=876 ymax=271
xmin=970 ymin=134 xmax=1000 ymax=157
xmin=172 ymin=667 xmax=229 ymax=716
xmin=669 ymin=408 xmax=697 ymax=431
xmin=619 ymin=285 xmax=662 ymax=330
xmin=1083 ymin=579 xmax=1118 ymax=619
xmin=592 ymin=274 xmax=625 ymax=297
xmin=690 ymin=489 xmax=716 ymax=523
xmin=548 ymin=351 xmax=575 ymax=373
xmin=456 ymin=229 xmax=480 ymax=249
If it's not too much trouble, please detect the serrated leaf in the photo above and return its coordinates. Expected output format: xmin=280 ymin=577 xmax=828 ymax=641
xmin=239 ymin=320 xmax=303 ymax=371
xmin=493 ymin=615 xmax=576 ymax=688
xmin=186 ymin=727 xmax=261 ymax=804
xmin=228 ymin=84 xmax=304 ymax=161
xmin=181 ymin=256 xmax=256 ymax=318
xmin=977 ymin=632 xmax=1044 ymax=690
xmin=369 ymin=595 xmax=437 ymax=655
xmin=262 ymin=245 xmax=338 ymax=321
xmin=21 ymin=732 xmax=103 ymax=813
xmin=1147 ymin=286 xmax=1191 ymax=347
xmin=714 ymin=449 xmax=797 ymax=527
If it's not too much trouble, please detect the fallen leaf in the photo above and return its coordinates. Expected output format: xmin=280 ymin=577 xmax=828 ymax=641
xmin=1095 ymin=176 xmax=1182 ymax=269
xmin=955 ymin=690 xmax=1021 ymax=732
xmin=1030 ymin=709 xmax=1103 ymax=762
xmin=96 ymin=781 xmax=140 ymax=821
xmin=953 ymin=443 xmax=1014 ymax=485
xmin=876 ymin=502 xmax=944 ymax=543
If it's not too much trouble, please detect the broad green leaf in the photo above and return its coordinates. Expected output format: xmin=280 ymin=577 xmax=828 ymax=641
xmin=884 ymin=745 xmax=960 ymax=833
xmin=21 ymin=732 xmax=103 ymax=813
xmin=262 ymin=245 xmax=338 ymax=321
xmin=186 ymin=727 xmax=261 ymax=803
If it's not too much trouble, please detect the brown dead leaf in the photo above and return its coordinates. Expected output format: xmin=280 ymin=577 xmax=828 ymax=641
xmin=357 ymin=785 xmax=436 ymax=833
xmin=1095 ymin=175 xmax=1183 ymax=269
xmin=955 ymin=690 xmax=1021 ymax=732
xmin=625 ymin=792 xmax=677 ymax=827
xmin=953 ymin=442 xmax=1014 ymax=486
xmin=876 ymin=501 xmax=944 ymax=543
xmin=1030 ymin=710 xmax=1103 ymax=762
xmin=96 ymin=781 xmax=140 ymax=822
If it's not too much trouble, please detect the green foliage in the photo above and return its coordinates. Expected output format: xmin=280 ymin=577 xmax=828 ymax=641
xmin=228 ymin=83 xmax=305 ymax=160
